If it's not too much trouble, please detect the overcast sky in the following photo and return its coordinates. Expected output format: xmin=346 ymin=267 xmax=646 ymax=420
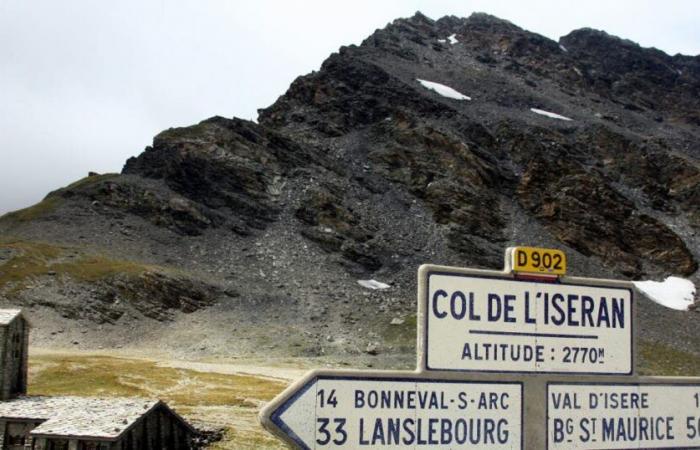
xmin=1 ymin=0 xmax=698 ymax=215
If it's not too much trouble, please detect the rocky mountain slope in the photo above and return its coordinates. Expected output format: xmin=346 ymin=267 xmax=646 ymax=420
xmin=1 ymin=12 xmax=698 ymax=364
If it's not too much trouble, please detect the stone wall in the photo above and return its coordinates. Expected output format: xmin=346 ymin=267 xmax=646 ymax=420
xmin=0 ymin=317 xmax=28 ymax=401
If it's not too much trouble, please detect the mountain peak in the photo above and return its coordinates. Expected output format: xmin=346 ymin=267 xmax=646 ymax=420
xmin=466 ymin=12 xmax=517 ymax=26
xmin=561 ymin=27 xmax=642 ymax=52
xmin=408 ymin=11 xmax=434 ymax=25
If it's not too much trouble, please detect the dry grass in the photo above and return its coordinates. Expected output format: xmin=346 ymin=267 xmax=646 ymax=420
xmin=379 ymin=313 xmax=417 ymax=354
xmin=0 ymin=239 xmax=159 ymax=293
xmin=62 ymin=173 xmax=118 ymax=191
xmin=0 ymin=174 xmax=118 ymax=223
xmin=29 ymin=353 xmax=288 ymax=449
xmin=0 ymin=240 xmax=64 ymax=293
xmin=0 ymin=196 xmax=62 ymax=222
xmin=638 ymin=340 xmax=700 ymax=376
xmin=53 ymin=255 xmax=149 ymax=282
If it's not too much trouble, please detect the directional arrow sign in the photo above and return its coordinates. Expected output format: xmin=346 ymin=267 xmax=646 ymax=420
xmin=260 ymin=370 xmax=523 ymax=449
xmin=548 ymin=382 xmax=700 ymax=449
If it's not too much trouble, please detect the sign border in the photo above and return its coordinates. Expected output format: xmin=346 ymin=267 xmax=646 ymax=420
xmin=545 ymin=381 xmax=700 ymax=450
xmin=261 ymin=368 xmax=525 ymax=450
xmin=417 ymin=264 xmax=635 ymax=376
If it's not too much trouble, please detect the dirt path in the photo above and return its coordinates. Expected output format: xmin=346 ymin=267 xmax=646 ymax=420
xmin=155 ymin=359 xmax=308 ymax=382
xmin=31 ymin=347 xmax=318 ymax=379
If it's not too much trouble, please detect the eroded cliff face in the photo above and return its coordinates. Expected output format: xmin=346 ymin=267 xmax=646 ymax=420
xmin=0 ymin=12 xmax=698 ymax=359
xmin=258 ymin=12 xmax=699 ymax=277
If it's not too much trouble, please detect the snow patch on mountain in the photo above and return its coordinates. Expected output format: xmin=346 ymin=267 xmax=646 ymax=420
xmin=417 ymin=79 xmax=471 ymax=100
xmin=530 ymin=108 xmax=573 ymax=121
xmin=633 ymin=277 xmax=696 ymax=311
xmin=358 ymin=280 xmax=391 ymax=290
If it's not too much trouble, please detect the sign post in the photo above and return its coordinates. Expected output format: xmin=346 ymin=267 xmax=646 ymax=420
xmin=547 ymin=381 xmax=700 ymax=449
xmin=418 ymin=267 xmax=633 ymax=374
xmin=260 ymin=370 xmax=523 ymax=449
xmin=260 ymin=246 xmax=699 ymax=449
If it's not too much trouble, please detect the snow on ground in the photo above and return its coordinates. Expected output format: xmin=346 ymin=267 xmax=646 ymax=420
xmin=358 ymin=280 xmax=391 ymax=290
xmin=417 ymin=79 xmax=471 ymax=100
xmin=448 ymin=34 xmax=458 ymax=44
xmin=530 ymin=108 xmax=573 ymax=121
xmin=559 ymin=44 xmax=568 ymax=52
xmin=633 ymin=277 xmax=696 ymax=311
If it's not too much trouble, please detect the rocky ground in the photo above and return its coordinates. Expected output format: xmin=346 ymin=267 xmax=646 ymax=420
xmin=0 ymin=12 xmax=698 ymax=365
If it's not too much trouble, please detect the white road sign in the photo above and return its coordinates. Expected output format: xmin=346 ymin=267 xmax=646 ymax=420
xmin=420 ymin=267 xmax=633 ymax=374
xmin=260 ymin=370 xmax=523 ymax=449
xmin=548 ymin=383 xmax=700 ymax=449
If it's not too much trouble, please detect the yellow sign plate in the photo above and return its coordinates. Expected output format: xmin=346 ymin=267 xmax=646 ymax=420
xmin=511 ymin=246 xmax=566 ymax=276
